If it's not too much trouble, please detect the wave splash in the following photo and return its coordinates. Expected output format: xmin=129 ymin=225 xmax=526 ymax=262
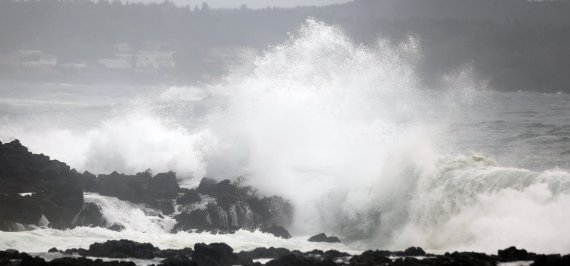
xmin=2 ymin=19 xmax=570 ymax=254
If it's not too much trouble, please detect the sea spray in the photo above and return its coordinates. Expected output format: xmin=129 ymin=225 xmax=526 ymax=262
xmin=1 ymin=19 xmax=570 ymax=254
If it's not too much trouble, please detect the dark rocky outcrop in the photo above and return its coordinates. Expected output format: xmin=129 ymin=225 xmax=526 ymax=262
xmin=172 ymin=209 xmax=212 ymax=232
xmin=532 ymin=254 xmax=570 ymax=266
xmin=0 ymin=194 xmax=43 ymax=231
xmin=0 ymin=140 xmax=83 ymax=230
xmin=265 ymin=253 xmax=337 ymax=266
xmin=87 ymin=240 xmax=162 ymax=259
xmin=192 ymin=242 xmax=254 ymax=266
xmin=349 ymin=250 xmax=392 ymax=265
xmin=88 ymin=171 xmax=179 ymax=207
xmin=72 ymin=202 xmax=107 ymax=228
xmin=498 ymin=246 xmax=537 ymax=261
xmin=176 ymin=189 xmax=201 ymax=205
xmin=238 ymin=247 xmax=292 ymax=260
xmin=172 ymin=178 xmax=293 ymax=236
xmin=8 ymin=243 xmax=570 ymax=266
xmin=308 ymin=233 xmax=341 ymax=243
xmin=403 ymin=247 xmax=426 ymax=256
xmin=261 ymin=225 xmax=292 ymax=239
xmin=1 ymin=249 xmax=135 ymax=266
xmin=63 ymin=240 xmax=162 ymax=259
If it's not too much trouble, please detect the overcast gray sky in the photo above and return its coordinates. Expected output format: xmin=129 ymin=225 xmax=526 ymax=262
xmin=124 ymin=0 xmax=353 ymax=9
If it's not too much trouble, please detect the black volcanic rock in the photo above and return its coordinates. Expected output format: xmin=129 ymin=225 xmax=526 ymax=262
xmin=265 ymin=253 xmax=337 ymax=266
xmin=261 ymin=225 xmax=292 ymax=239
xmin=73 ymin=202 xmax=107 ymax=228
xmin=49 ymin=257 xmax=136 ymax=266
xmin=172 ymin=209 xmax=212 ymax=232
xmin=238 ymin=247 xmax=292 ymax=260
xmin=80 ymin=240 xmax=162 ymax=259
xmin=498 ymin=246 xmax=537 ymax=261
xmin=308 ymin=233 xmax=341 ymax=243
xmin=532 ymin=254 xmax=570 ymax=266
xmin=350 ymin=250 xmax=392 ymax=265
xmin=173 ymin=178 xmax=293 ymax=234
xmin=192 ymin=242 xmax=254 ymax=266
xmin=91 ymin=171 xmax=179 ymax=207
xmin=0 ymin=140 xmax=84 ymax=230
xmin=0 ymin=194 xmax=42 ymax=230
xmin=403 ymin=247 xmax=426 ymax=256
xmin=176 ymin=189 xmax=201 ymax=205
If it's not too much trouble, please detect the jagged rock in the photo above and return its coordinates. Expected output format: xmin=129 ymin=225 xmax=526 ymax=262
xmin=228 ymin=201 xmax=258 ymax=230
xmin=238 ymin=247 xmax=292 ymax=260
xmin=81 ymin=240 xmax=162 ymax=259
xmin=73 ymin=202 xmax=106 ymax=227
xmin=308 ymin=233 xmax=341 ymax=243
xmin=152 ymin=199 xmax=176 ymax=215
xmin=350 ymin=250 xmax=392 ymax=265
xmin=172 ymin=209 xmax=212 ymax=232
xmin=49 ymin=257 xmax=136 ymax=266
xmin=207 ymin=203 xmax=230 ymax=231
xmin=0 ymin=194 xmax=43 ymax=229
xmin=48 ymin=247 xmax=59 ymax=253
xmin=0 ymin=140 xmax=83 ymax=230
xmin=174 ymin=178 xmax=293 ymax=234
xmin=192 ymin=242 xmax=253 ymax=266
xmin=78 ymin=171 xmax=98 ymax=193
xmin=265 ymin=254 xmax=337 ymax=266
xmin=176 ymin=189 xmax=201 ymax=205
xmin=92 ymin=171 xmax=179 ymax=206
xmin=532 ymin=254 xmax=570 ymax=266
xmin=108 ymin=224 xmax=125 ymax=232
xmin=498 ymin=246 xmax=537 ymax=261
xmin=261 ymin=225 xmax=291 ymax=239
xmin=403 ymin=247 xmax=426 ymax=256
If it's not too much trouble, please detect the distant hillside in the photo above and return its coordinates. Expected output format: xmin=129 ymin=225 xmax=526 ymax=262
xmin=0 ymin=0 xmax=569 ymax=92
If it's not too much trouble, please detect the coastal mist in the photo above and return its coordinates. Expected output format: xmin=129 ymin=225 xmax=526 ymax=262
xmin=2 ymin=19 xmax=570 ymax=256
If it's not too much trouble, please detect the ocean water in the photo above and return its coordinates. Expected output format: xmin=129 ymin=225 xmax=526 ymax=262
xmin=1 ymin=19 xmax=570 ymax=254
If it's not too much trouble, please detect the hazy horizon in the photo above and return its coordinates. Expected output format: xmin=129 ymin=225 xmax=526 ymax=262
xmin=115 ymin=0 xmax=352 ymax=8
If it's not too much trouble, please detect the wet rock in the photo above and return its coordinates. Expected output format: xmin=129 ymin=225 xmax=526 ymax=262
xmin=192 ymin=242 xmax=254 ymax=266
xmin=152 ymin=199 xmax=176 ymax=215
xmin=108 ymin=224 xmax=125 ymax=232
xmin=350 ymin=250 xmax=392 ymax=265
xmin=261 ymin=225 xmax=291 ymax=239
xmin=73 ymin=202 xmax=106 ymax=227
xmin=0 ymin=194 xmax=43 ymax=229
xmin=265 ymin=254 xmax=337 ymax=266
xmin=176 ymin=189 xmax=201 ymax=205
xmin=308 ymin=233 xmax=341 ymax=243
xmin=47 ymin=248 xmax=59 ymax=253
xmin=432 ymin=251 xmax=497 ymax=266
xmin=172 ymin=209 xmax=212 ymax=232
xmin=498 ymin=246 xmax=537 ymax=261
xmin=86 ymin=240 xmax=162 ymax=259
xmin=238 ymin=247 xmax=292 ymax=260
xmin=532 ymin=254 xmax=570 ymax=266
xmin=207 ymin=203 xmax=230 ymax=231
xmin=160 ymin=256 xmax=198 ymax=266
xmin=0 ymin=140 xmax=83 ymax=230
xmin=49 ymin=257 xmax=136 ymax=266
xmin=93 ymin=171 xmax=179 ymax=206
xmin=173 ymin=178 xmax=293 ymax=234
xmin=403 ymin=247 xmax=426 ymax=256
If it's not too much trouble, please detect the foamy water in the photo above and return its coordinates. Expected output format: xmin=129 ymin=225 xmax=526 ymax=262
xmin=1 ymin=19 xmax=570 ymax=254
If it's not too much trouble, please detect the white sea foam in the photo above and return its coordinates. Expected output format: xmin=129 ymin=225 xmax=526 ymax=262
xmin=1 ymin=19 xmax=570 ymax=254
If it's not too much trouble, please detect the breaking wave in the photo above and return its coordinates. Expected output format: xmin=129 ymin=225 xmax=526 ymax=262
xmin=1 ymin=19 xmax=570 ymax=254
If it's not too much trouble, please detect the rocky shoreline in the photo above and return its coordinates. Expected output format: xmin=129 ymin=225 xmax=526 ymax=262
xmin=0 ymin=140 xmax=292 ymax=237
xmin=2 ymin=240 xmax=570 ymax=266
xmin=1 ymin=139 xmax=570 ymax=266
